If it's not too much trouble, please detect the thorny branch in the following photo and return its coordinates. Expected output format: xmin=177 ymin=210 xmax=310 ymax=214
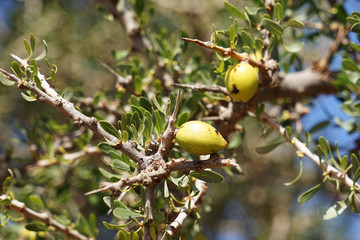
xmin=85 ymin=154 xmax=239 ymax=196
xmin=181 ymin=37 xmax=279 ymax=75
xmin=0 ymin=195 xmax=91 ymax=240
xmin=0 ymin=56 xmax=148 ymax=169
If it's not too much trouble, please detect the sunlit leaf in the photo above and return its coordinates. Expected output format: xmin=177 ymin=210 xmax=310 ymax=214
xmin=323 ymin=200 xmax=347 ymax=220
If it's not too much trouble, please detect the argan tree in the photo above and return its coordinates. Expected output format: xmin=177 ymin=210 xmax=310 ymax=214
xmin=1 ymin=0 xmax=360 ymax=239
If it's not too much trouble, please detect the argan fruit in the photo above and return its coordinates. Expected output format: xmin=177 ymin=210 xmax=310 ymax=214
xmin=225 ymin=62 xmax=259 ymax=103
xmin=175 ymin=121 xmax=227 ymax=155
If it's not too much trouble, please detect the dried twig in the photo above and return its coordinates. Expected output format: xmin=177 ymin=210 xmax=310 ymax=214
xmin=0 ymin=195 xmax=91 ymax=240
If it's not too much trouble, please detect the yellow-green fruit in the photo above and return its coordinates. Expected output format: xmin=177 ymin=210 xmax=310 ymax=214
xmin=225 ymin=62 xmax=259 ymax=103
xmin=175 ymin=121 xmax=227 ymax=155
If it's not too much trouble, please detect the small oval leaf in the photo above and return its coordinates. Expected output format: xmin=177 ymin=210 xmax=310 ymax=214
xmin=190 ymin=170 xmax=224 ymax=183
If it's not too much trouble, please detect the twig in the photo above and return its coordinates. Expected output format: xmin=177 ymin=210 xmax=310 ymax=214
xmin=0 ymin=195 xmax=91 ymax=240
xmin=144 ymin=185 xmax=156 ymax=240
xmin=172 ymin=83 xmax=228 ymax=95
xmin=85 ymin=154 xmax=240 ymax=195
xmin=156 ymin=90 xmax=181 ymax=159
xmin=313 ymin=25 xmax=351 ymax=73
xmin=181 ymin=37 xmax=278 ymax=74
xmin=157 ymin=179 xmax=207 ymax=239
xmin=260 ymin=111 xmax=360 ymax=191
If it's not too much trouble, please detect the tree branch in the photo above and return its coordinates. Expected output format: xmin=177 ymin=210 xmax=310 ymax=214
xmin=259 ymin=111 xmax=360 ymax=192
xmin=157 ymin=179 xmax=207 ymax=239
xmin=85 ymin=154 xmax=240 ymax=195
xmin=95 ymin=0 xmax=150 ymax=54
xmin=0 ymin=57 xmax=146 ymax=167
xmin=0 ymin=195 xmax=91 ymax=240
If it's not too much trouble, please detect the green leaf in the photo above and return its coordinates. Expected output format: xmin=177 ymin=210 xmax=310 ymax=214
xmin=154 ymin=110 xmax=163 ymax=137
xmin=176 ymin=112 xmax=189 ymax=127
xmin=297 ymin=183 xmax=322 ymax=204
xmin=353 ymin=168 xmax=360 ymax=187
xmin=245 ymin=6 xmax=265 ymax=15
xmin=113 ymin=207 xmax=144 ymax=220
xmin=189 ymin=170 xmax=224 ymax=183
xmin=285 ymin=19 xmax=304 ymax=29
xmin=34 ymin=40 xmax=48 ymax=61
xmin=98 ymin=167 xmax=121 ymax=181
xmin=309 ymin=120 xmax=330 ymax=133
xmin=340 ymin=155 xmax=348 ymax=171
xmin=103 ymin=196 xmax=112 ymax=208
xmin=11 ymin=61 xmax=22 ymax=78
xmin=122 ymin=130 xmax=129 ymax=142
xmin=24 ymin=39 xmax=32 ymax=57
xmin=21 ymin=92 xmax=37 ymax=102
xmin=318 ymin=137 xmax=329 ymax=161
xmin=229 ymin=24 xmax=235 ymax=48
xmin=30 ymin=33 xmax=36 ymax=52
xmin=152 ymin=95 xmax=165 ymax=115
xmin=0 ymin=72 xmax=15 ymax=86
xmin=255 ymin=139 xmax=286 ymax=154
xmin=98 ymin=142 xmax=114 ymax=153
xmin=139 ymin=97 xmax=153 ymax=113
xmin=323 ymin=200 xmax=347 ymax=220
xmin=262 ymin=18 xmax=283 ymax=35
xmin=350 ymin=22 xmax=360 ymax=33
xmin=351 ymin=154 xmax=359 ymax=174
xmin=0 ymin=198 xmax=11 ymax=206
xmin=274 ymin=3 xmax=284 ymax=21
xmin=241 ymin=31 xmax=256 ymax=49
xmin=342 ymin=58 xmax=360 ymax=72
xmin=283 ymin=42 xmax=304 ymax=53
xmin=214 ymin=60 xmax=225 ymax=73
xmin=29 ymin=195 xmax=45 ymax=209
xmin=26 ymin=221 xmax=48 ymax=232
xmin=103 ymin=221 xmax=132 ymax=230
xmin=224 ymin=2 xmax=246 ymax=20
xmin=99 ymin=120 xmax=121 ymax=139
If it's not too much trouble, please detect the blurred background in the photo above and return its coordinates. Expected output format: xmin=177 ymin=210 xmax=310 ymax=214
xmin=1 ymin=0 xmax=360 ymax=239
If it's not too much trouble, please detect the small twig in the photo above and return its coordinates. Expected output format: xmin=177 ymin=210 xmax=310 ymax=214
xmin=0 ymin=195 xmax=91 ymax=240
xmin=157 ymin=179 xmax=207 ymax=239
xmin=313 ymin=24 xmax=351 ymax=73
xmin=172 ymin=83 xmax=228 ymax=95
xmin=181 ymin=37 xmax=278 ymax=74
xmin=156 ymin=90 xmax=182 ymax=159
xmin=260 ymin=111 xmax=360 ymax=192
xmin=85 ymin=154 xmax=241 ymax=195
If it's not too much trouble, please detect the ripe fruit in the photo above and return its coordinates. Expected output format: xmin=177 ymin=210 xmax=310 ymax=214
xmin=225 ymin=62 xmax=259 ymax=103
xmin=175 ymin=121 xmax=227 ymax=155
